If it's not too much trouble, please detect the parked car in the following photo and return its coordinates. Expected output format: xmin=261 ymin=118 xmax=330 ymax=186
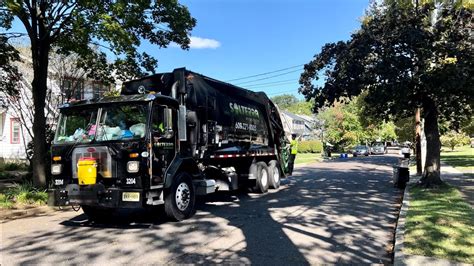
xmin=352 ymin=145 xmax=370 ymax=157
xmin=370 ymin=142 xmax=386 ymax=155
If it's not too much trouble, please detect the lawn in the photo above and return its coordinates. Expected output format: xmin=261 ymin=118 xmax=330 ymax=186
xmin=404 ymin=184 xmax=474 ymax=263
xmin=295 ymin=153 xmax=322 ymax=164
xmin=440 ymin=145 xmax=473 ymax=173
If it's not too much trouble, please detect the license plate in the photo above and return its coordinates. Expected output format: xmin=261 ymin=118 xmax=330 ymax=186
xmin=122 ymin=192 xmax=140 ymax=202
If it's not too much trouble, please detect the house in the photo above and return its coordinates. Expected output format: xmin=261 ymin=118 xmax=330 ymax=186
xmin=0 ymin=107 xmax=26 ymax=161
xmin=0 ymin=49 xmax=115 ymax=161
xmin=280 ymin=111 xmax=319 ymax=140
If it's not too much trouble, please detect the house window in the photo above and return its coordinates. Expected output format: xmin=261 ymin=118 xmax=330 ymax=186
xmin=62 ymin=78 xmax=84 ymax=100
xmin=10 ymin=118 xmax=20 ymax=144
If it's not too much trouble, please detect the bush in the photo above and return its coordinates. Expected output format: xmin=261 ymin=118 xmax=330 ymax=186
xmin=441 ymin=131 xmax=470 ymax=151
xmin=0 ymin=193 xmax=14 ymax=208
xmin=4 ymin=182 xmax=48 ymax=205
xmin=0 ymin=162 xmax=28 ymax=171
xmin=299 ymin=140 xmax=323 ymax=153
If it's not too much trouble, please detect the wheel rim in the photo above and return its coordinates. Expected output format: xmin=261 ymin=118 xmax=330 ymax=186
xmin=261 ymin=168 xmax=268 ymax=187
xmin=175 ymin=182 xmax=191 ymax=211
xmin=273 ymin=168 xmax=280 ymax=184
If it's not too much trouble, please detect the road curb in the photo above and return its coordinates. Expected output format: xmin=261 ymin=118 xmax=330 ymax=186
xmin=393 ymin=185 xmax=409 ymax=266
xmin=0 ymin=205 xmax=62 ymax=223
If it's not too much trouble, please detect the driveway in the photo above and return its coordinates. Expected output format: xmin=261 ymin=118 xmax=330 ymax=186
xmin=1 ymin=155 xmax=402 ymax=265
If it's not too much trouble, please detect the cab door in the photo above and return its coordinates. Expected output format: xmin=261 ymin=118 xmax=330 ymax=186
xmin=151 ymin=105 xmax=177 ymax=186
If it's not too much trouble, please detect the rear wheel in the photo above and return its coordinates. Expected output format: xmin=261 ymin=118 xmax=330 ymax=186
xmin=268 ymin=160 xmax=281 ymax=189
xmin=164 ymin=172 xmax=196 ymax=221
xmin=254 ymin=162 xmax=269 ymax=193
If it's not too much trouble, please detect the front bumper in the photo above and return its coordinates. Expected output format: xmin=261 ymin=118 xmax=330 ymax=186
xmin=48 ymin=184 xmax=144 ymax=208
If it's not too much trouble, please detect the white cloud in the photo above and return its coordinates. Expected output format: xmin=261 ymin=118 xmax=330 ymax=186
xmin=173 ymin=36 xmax=221 ymax=49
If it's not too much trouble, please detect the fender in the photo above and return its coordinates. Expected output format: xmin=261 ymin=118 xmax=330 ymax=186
xmin=164 ymin=155 xmax=200 ymax=189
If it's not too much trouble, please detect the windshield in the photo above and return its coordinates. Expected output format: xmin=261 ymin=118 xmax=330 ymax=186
xmin=355 ymin=145 xmax=366 ymax=149
xmin=54 ymin=104 xmax=148 ymax=144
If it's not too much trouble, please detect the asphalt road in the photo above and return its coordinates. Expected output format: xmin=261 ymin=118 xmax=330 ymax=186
xmin=1 ymin=155 xmax=402 ymax=265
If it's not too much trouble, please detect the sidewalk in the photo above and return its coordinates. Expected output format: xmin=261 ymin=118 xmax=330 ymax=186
xmin=394 ymin=166 xmax=473 ymax=266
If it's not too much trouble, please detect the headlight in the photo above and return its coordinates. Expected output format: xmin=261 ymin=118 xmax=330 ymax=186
xmin=127 ymin=161 xmax=139 ymax=173
xmin=51 ymin=164 xmax=62 ymax=175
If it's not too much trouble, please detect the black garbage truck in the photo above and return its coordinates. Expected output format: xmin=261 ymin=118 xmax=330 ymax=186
xmin=49 ymin=68 xmax=290 ymax=221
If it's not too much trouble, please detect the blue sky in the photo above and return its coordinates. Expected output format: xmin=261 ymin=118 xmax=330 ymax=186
xmin=152 ymin=0 xmax=370 ymax=98
xmin=10 ymin=0 xmax=370 ymax=98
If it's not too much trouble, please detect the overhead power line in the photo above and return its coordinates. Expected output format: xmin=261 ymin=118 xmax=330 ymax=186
xmin=243 ymin=78 xmax=297 ymax=88
xmin=267 ymin=89 xmax=300 ymax=96
xmin=235 ymin=69 xmax=302 ymax=86
xmin=226 ymin=64 xmax=304 ymax=82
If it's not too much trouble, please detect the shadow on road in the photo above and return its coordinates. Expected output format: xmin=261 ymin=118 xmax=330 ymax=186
xmin=2 ymin=155 xmax=402 ymax=264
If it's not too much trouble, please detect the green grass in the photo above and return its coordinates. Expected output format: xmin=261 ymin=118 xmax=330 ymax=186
xmin=441 ymin=145 xmax=473 ymax=173
xmin=404 ymin=184 xmax=474 ymax=263
xmin=0 ymin=182 xmax=48 ymax=209
xmin=295 ymin=153 xmax=322 ymax=164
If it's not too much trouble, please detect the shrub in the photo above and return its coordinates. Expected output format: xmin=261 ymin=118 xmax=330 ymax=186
xmin=5 ymin=182 xmax=48 ymax=205
xmin=0 ymin=162 xmax=28 ymax=171
xmin=0 ymin=193 xmax=14 ymax=208
xmin=299 ymin=140 xmax=323 ymax=153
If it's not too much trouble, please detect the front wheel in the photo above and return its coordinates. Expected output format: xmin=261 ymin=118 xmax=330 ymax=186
xmin=268 ymin=160 xmax=281 ymax=189
xmin=164 ymin=172 xmax=196 ymax=221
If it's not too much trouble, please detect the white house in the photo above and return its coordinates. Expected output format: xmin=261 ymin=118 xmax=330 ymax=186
xmin=0 ymin=50 xmax=115 ymax=161
xmin=0 ymin=107 xmax=27 ymax=161
xmin=280 ymin=111 xmax=319 ymax=140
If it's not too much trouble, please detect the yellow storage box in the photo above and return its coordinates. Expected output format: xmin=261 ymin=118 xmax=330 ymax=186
xmin=77 ymin=158 xmax=97 ymax=185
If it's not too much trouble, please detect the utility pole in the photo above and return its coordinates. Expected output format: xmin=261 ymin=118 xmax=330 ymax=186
xmin=415 ymin=108 xmax=422 ymax=175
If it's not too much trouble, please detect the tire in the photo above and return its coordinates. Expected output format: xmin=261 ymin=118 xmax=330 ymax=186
xmin=82 ymin=205 xmax=114 ymax=222
xmin=254 ymin=162 xmax=269 ymax=193
xmin=164 ymin=172 xmax=196 ymax=221
xmin=268 ymin=160 xmax=281 ymax=189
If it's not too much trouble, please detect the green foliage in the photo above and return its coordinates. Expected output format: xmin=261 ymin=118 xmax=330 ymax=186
xmin=1 ymin=0 xmax=196 ymax=186
xmin=440 ymin=131 xmax=470 ymax=151
xmin=0 ymin=193 xmax=14 ymax=208
xmin=271 ymin=94 xmax=298 ymax=109
xmin=0 ymin=162 xmax=28 ymax=171
xmin=395 ymin=116 xmax=416 ymax=142
xmin=4 ymin=182 xmax=48 ymax=205
xmin=300 ymin=0 xmax=473 ymax=184
xmin=318 ymin=101 xmax=366 ymax=149
xmin=286 ymin=101 xmax=314 ymax=115
xmin=298 ymin=140 xmax=323 ymax=153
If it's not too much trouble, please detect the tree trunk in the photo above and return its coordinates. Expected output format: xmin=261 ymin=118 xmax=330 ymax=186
xmin=31 ymin=42 xmax=50 ymax=187
xmin=418 ymin=99 xmax=443 ymax=187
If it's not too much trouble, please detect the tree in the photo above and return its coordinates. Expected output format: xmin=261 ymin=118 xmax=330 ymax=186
xmin=440 ymin=131 xmax=470 ymax=151
xmin=300 ymin=0 xmax=473 ymax=186
xmin=317 ymin=101 xmax=365 ymax=150
xmin=1 ymin=0 xmax=196 ymax=186
xmin=286 ymin=101 xmax=313 ymax=116
xmin=271 ymin=94 xmax=298 ymax=109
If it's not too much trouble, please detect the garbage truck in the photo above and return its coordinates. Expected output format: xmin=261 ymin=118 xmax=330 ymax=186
xmin=49 ymin=68 xmax=290 ymax=221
